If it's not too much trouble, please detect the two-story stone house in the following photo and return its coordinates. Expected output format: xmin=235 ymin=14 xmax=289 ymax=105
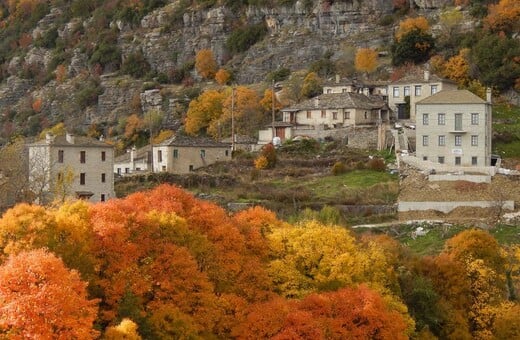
xmin=153 ymin=134 xmax=231 ymax=174
xmin=27 ymin=133 xmax=115 ymax=204
xmin=388 ymin=71 xmax=457 ymax=121
xmin=415 ymin=89 xmax=492 ymax=167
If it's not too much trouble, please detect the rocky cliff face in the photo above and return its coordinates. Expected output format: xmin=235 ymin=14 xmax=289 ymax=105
xmin=0 ymin=0 xmax=458 ymax=140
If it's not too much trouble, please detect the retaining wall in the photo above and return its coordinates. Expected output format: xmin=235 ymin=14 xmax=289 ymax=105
xmin=398 ymin=200 xmax=515 ymax=214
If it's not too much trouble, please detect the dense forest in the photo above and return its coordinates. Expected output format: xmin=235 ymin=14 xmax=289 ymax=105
xmin=1 ymin=184 xmax=520 ymax=338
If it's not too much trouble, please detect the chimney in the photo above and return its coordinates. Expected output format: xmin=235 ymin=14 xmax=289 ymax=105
xmin=66 ymin=132 xmax=75 ymax=144
xmin=486 ymin=87 xmax=492 ymax=104
xmin=130 ymin=146 xmax=136 ymax=163
xmin=45 ymin=133 xmax=54 ymax=144
xmin=314 ymin=97 xmax=320 ymax=107
xmin=335 ymin=74 xmax=340 ymax=84
xmin=424 ymin=70 xmax=430 ymax=82
xmin=363 ymin=87 xmax=369 ymax=96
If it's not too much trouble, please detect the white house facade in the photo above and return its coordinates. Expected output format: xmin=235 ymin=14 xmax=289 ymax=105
xmin=114 ymin=145 xmax=151 ymax=175
xmin=28 ymin=133 xmax=115 ymax=203
xmin=415 ymin=89 xmax=492 ymax=167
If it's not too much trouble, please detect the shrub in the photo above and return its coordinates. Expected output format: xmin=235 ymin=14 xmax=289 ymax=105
xmin=367 ymin=158 xmax=386 ymax=171
xmin=121 ymin=51 xmax=151 ymax=78
xmin=332 ymin=161 xmax=347 ymax=175
xmin=226 ymin=23 xmax=267 ymax=54
xmin=254 ymin=155 xmax=269 ymax=169
xmin=267 ymin=68 xmax=291 ymax=82
xmin=261 ymin=143 xmax=277 ymax=168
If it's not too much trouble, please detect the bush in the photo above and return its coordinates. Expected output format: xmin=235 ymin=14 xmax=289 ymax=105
xmin=332 ymin=161 xmax=347 ymax=176
xmin=260 ymin=143 xmax=277 ymax=168
xmin=266 ymin=68 xmax=291 ymax=82
xmin=367 ymin=158 xmax=386 ymax=171
xmin=121 ymin=51 xmax=151 ymax=78
xmin=76 ymin=79 xmax=103 ymax=109
xmin=226 ymin=23 xmax=267 ymax=54
xmin=254 ymin=155 xmax=269 ymax=169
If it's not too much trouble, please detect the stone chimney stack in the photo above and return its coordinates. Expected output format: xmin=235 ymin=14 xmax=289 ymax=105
xmin=314 ymin=97 xmax=320 ymax=107
xmin=45 ymin=133 xmax=54 ymax=144
xmin=486 ymin=88 xmax=492 ymax=104
xmin=130 ymin=146 xmax=136 ymax=163
xmin=66 ymin=132 xmax=75 ymax=144
xmin=424 ymin=70 xmax=430 ymax=81
xmin=335 ymin=74 xmax=340 ymax=84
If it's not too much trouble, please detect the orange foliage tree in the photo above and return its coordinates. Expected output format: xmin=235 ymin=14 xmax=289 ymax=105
xmin=195 ymin=49 xmax=218 ymax=79
xmin=395 ymin=16 xmax=430 ymax=41
xmin=485 ymin=0 xmax=520 ymax=35
xmin=0 ymin=249 xmax=99 ymax=339
xmin=185 ymin=89 xmax=225 ymax=136
xmin=215 ymin=68 xmax=231 ymax=85
xmin=355 ymin=48 xmax=378 ymax=74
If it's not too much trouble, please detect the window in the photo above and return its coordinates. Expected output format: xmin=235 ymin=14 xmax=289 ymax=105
xmin=393 ymin=87 xmax=399 ymax=98
xmin=472 ymin=157 xmax=478 ymax=165
xmin=438 ymin=156 xmax=445 ymax=164
xmin=423 ymin=156 xmax=428 ymax=161
xmin=344 ymin=111 xmax=350 ymax=119
xmin=158 ymin=150 xmax=162 ymax=162
xmin=306 ymin=110 xmax=311 ymax=119
xmin=455 ymin=156 xmax=461 ymax=165
xmin=455 ymin=135 xmax=462 ymax=146
xmin=117 ymin=168 xmax=121 ymax=175
xmin=125 ymin=168 xmax=129 ymax=174
xmin=431 ymin=85 xmax=438 ymax=94
xmin=57 ymin=172 xmax=63 ymax=181
xmin=438 ymin=113 xmax=445 ymax=125
xmin=321 ymin=110 xmax=326 ymax=118
xmin=471 ymin=113 xmax=479 ymax=125
xmin=364 ymin=112 xmax=368 ymax=119
xmin=415 ymin=85 xmax=422 ymax=96
xmin=422 ymin=135 xmax=429 ymax=146
xmin=200 ymin=150 xmax=206 ymax=158
xmin=80 ymin=151 xmax=86 ymax=163
xmin=438 ymin=135 xmax=446 ymax=146
xmin=342 ymin=88 xmax=348 ymax=93
xmin=101 ymin=151 xmax=106 ymax=161
xmin=225 ymin=150 xmax=229 ymax=157
xmin=189 ymin=165 xmax=194 ymax=172
xmin=422 ymin=113 xmax=429 ymax=125
xmin=404 ymin=86 xmax=410 ymax=96
xmin=162 ymin=165 xmax=166 ymax=171
xmin=173 ymin=149 xmax=178 ymax=159
xmin=101 ymin=173 xmax=106 ymax=183
xmin=332 ymin=112 xmax=338 ymax=120
xmin=455 ymin=113 xmax=462 ymax=131
xmin=326 ymin=89 xmax=332 ymax=93
xmin=58 ymin=150 xmax=64 ymax=163
xmin=101 ymin=194 xmax=106 ymax=202
xmin=80 ymin=173 xmax=86 ymax=185
xmin=471 ymin=135 xmax=478 ymax=146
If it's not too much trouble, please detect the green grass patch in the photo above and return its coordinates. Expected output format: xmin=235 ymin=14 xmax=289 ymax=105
xmin=490 ymin=224 xmax=520 ymax=245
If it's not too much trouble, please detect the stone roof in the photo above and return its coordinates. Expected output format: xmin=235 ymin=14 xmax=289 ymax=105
xmin=28 ymin=134 xmax=112 ymax=148
xmin=158 ymin=134 xmax=231 ymax=147
xmin=323 ymin=77 xmax=389 ymax=88
xmin=221 ymin=135 xmax=258 ymax=144
xmin=282 ymin=92 xmax=386 ymax=111
xmin=115 ymin=145 xmax=151 ymax=163
xmin=391 ymin=71 xmax=455 ymax=85
xmin=416 ymin=90 xmax=487 ymax=105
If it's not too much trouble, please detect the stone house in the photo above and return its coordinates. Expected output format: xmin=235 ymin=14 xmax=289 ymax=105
xmin=415 ymin=89 xmax=492 ymax=167
xmin=388 ymin=70 xmax=457 ymax=121
xmin=323 ymin=75 xmax=388 ymax=98
xmin=27 ymin=133 xmax=115 ymax=203
xmin=259 ymin=92 xmax=389 ymax=144
xmin=114 ymin=145 xmax=152 ymax=175
xmin=153 ymin=134 xmax=231 ymax=174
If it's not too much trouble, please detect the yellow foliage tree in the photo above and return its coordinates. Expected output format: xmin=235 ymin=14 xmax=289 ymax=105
xmin=259 ymin=88 xmax=282 ymax=113
xmin=104 ymin=318 xmax=142 ymax=340
xmin=442 ymin=48 xmax=470 ymax=86
xmin=39 ymin=122 xmax=66 ymax=139
xmin=195 ymin=49 xmax=217 ymax=80
xmin=124 ymin=114 xmax=144 ymax=141
xmin=215 ymin=68 xmax=231 ymax=85
xmin=485 ymin=0 xmax=520 ymax=34
xmin=185 ymin=89 xmax=226 ymax=136
xmin=395 ymin=16 xmax=430 ymax=41
xmin=355 ymin=48 xmax=378 ymax=74
xmin=153 ymin=129 xmax=174 ymax=144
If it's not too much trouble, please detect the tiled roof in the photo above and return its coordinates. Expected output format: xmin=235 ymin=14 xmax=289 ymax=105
xmin=158 ymin=134 xmax=231 ymax=147
xmin=28 ymin=135 xmax=113 ymax=147
xmin=282 ymin=92 xmax=386 ymax=111
xmin=416 ymin=90 xmax=487 ymax=105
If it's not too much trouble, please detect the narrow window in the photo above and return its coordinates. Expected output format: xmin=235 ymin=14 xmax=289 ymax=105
xmin=117 ymin=168 xmax=121 ymax=175
xmin=415 ymin=85 xmax=422 ymax=96
xmin=101 ymin=194 xmax=106 ymax=202
xmin=431 ymin=85 xmax=438 ymax=95
xmin=471 ymin=113 xmax=479 ymax=125
xmin=471 ymin=135 xmax=478 ymax=146
xmin=438 ymin=156 xmax=445 ymax=164
xmin=80 ymin=173 xmax=86 ymax=185
xmin=423 ymin=156 xmax=428 ymax=161
xmin=327 ymin=89 xmax=332 ymax=93
xmin=455 ymin=157 xmax=461 ymax=165
xmin=422 ymin=135 xmax=429 ymax=146
xmin=306 ymin=110 xmax=311 ymax=119
xmin=101 ymin=173 xmax=106 ymax=183
xmin=455 ymin=113 xmax=463 ymax=131
xmin=393 ymin=87 xmax=399 ymax=97
xmin=404 ymin=86 xmax=410 ymax=97
xmin=58 ymin=150 xmax=64 ymax=163
xmin=344 ymin=111 xmax=350 ymax=119
xmin=200 ymin=150 xmax=206 ymax=158
xmin=472 ymin=157 xmax=478 ymax=165
xmin=438 ymin=135 xmax=445 ymax=146
xmin=158 ymin=150 xmax=162 ymax=162
xmin=189 ymin=165 xmax=194 ymax=172
xmin=101 ymin=151 xmax=106 ymax=161
xmin=438 ymin=113 xmax=445 ymax=125
xmin=225 ymin=150 xmax=229 ymax=157
xmin=455 ymin=135 xmax=462 ymax=146
xmin=364 ymin=112 xmax=368 ymax=119
xmin=321 ymin=110 xmax=326 ymax=118
xmin=332 ymin=112 xmax=338 ymax=120
xmin=125 ymin=168 xmax=129 ymax=173
xmin=422 ymin=113 xmax=429 ymax=125
xmin=173 ymin=149 xmax=178 ymax=159
xmin=80 ymin=151 xmax=86 ymax=163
